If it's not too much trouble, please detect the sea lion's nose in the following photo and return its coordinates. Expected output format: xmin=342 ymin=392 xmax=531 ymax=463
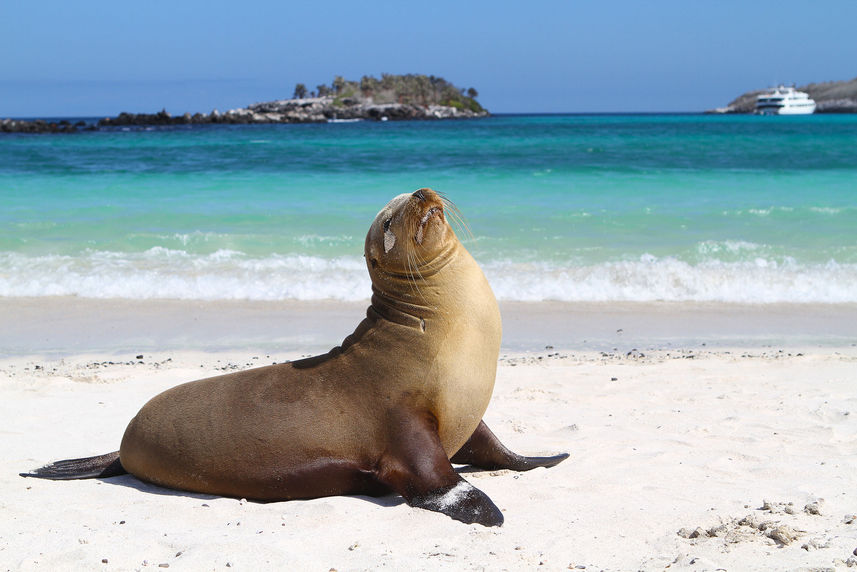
xmin=412 ymin=189 xmax=427 ymax=201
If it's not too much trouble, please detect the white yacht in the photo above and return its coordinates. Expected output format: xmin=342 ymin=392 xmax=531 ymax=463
xmin=755 ymin=85 xmax=816 ymax=115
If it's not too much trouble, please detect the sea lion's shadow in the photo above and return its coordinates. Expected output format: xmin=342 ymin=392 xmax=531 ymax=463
xmin=101 ymin=474 xmax=220 ymax=501
xmin=98 ymin=466 xmax=490 ymax=507
xmin=454 ymin=465 xmax=503 ymax=475
xmin=99 ymin=474 xmax=407 ymax=508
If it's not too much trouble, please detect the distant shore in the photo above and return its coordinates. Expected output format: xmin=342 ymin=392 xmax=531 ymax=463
xmin=708 ymin=77 xmax=857 ymax=114
xmin=1 ymin=97 xmax=488 ymax=134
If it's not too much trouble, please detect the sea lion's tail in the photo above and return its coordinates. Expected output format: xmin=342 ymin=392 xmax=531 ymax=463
xmin=20 ymin=451 xmax=127 ymax=480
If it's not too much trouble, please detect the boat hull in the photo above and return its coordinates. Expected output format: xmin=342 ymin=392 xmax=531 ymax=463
xmin=775 ymin=103 xmax=816 ymax=115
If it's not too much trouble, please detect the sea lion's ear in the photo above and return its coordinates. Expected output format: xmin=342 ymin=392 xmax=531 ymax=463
xmin=366 ymin=240 xmax=379 ymax=266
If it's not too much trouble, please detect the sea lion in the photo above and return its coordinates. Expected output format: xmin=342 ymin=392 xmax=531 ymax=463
xmin=21 ymin=188 xmax=568 ymax=526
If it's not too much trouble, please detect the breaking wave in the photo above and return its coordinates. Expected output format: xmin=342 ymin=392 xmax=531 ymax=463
xmin=2 ymin=248 xmax=856 ymax=303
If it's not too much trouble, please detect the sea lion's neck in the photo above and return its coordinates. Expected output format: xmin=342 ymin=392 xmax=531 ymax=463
xmin=369 ymin=290 xmax=430 ymax=329
xmin=369 ymin=242 xmax=467 ymax=325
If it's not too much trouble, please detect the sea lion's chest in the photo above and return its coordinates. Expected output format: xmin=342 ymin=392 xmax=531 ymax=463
xmin=365 ymin=270 xmax=501 ymax=456
xmin=429 ymin=292 xmax=502 ymax=454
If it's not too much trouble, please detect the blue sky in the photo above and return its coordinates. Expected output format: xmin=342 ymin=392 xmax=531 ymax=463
xmin=2 ymin=0 xmax=855 ymax=117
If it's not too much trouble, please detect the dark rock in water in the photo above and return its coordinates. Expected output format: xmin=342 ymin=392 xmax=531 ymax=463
xmin=0 ymin=118 xmax=86 ymax=133
xmin=99 ymin=109 xmax=184 ymax=127
xmin=93 ymin=95 xmax=488 ymax=128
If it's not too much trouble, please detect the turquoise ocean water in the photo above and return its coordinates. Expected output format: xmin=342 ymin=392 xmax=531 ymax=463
xmin=2 ymin=114 xmax=856 ymax=303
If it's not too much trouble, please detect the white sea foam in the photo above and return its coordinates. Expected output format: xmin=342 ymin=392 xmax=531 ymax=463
xmin=296 ymin=234 xmax=355 ymax=247
xmin=810 ymin=207 xmax=842 ymax=215
xmin=1 ymin=250 xmax=856 ymax=303
xmin=696 ymin=240 xmax=761 ymax=255
xmin=0 ymin=250 xmax=370 ymax=301
xmin=748 ymin=208 xmax=772 ymax=216
xmin=483 ymin=255 xmax=857 ymax=303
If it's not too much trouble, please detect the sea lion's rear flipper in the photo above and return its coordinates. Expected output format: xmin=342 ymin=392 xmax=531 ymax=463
xmin=451 ymin=420 xmax=569 ymax=471
xmin=377 ymin=408 xmax=504 ymax=527
xmin=20 ymin=451 xmax=126 ymax=480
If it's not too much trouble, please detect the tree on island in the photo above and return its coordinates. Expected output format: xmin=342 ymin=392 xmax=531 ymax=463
xmin=293 ymin=83 xmax=307 ymax=99
xmin=332 ymin=76 xmax=346 ymax=95
xmin=360 ymin=75 xmax=379 ymax=98
xmin=302 ymin=73 xmax=484 ymax=113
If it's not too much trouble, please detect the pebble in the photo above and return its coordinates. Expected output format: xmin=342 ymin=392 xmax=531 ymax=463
xmin=767 ymin=524 xmax=798 ymax=545
xmin=804 ymin=500 xmax=823 ymax=515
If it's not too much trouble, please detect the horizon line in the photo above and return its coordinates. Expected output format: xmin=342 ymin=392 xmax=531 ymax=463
xmin=3 ymin=111 xmax=714 ymax=122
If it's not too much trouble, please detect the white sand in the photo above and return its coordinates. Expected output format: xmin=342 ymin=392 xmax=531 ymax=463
xmin=2 ymin=300 xmax=857 ymax=570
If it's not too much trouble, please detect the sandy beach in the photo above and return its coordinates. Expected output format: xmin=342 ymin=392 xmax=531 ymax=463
xmin=3 ymin=299 xmax=857 ymax=570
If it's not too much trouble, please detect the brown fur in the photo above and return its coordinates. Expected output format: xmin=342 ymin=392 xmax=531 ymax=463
xmin=120 ymin=188 xmax=502 ymax=501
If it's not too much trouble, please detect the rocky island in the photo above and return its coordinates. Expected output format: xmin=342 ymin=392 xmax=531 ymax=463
xmin=709 ymin=76 xmax=857 ymax=114
xmin=2 ymin=74 xmax=487 ymax=133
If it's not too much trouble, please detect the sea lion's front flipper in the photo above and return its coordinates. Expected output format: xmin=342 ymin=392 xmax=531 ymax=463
xmin=409 ymin=477 xmax=504 ymax=527
xmin=377 ymin=408 xmax=503 ymax=527
xmin=451 ymin=420 xmax=569 ymax=471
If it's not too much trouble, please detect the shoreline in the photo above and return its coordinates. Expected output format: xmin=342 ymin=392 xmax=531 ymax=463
xmin=1 ymin=297 xmax=855 ymax=358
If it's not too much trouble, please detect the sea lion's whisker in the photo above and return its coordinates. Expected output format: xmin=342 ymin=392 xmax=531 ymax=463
xmin=443 ymin=199 xmax=473 ymax=241
xmin=406 ymin=248 xmax=428 ymax=302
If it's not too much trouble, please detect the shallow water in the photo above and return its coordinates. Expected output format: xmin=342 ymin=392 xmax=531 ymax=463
xmin=2 ymin=114 xmax=856 ymax=302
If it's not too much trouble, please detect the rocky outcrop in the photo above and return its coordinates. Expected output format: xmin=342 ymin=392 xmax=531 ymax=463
xmin=803 ymin=77 xmax=857 ymax=113
xmin=1 ymin=118 xmax=93 ymax=133
xmin=2 ymin=94 xmax=488 ymax=134
xmin=97 ymin=109 xmax=213 ymax=126
xmin=709 ymin=77 xmax=857 ymax=114
xmin=814 ymin=98 xmax=857 ymax=113
xmin=97 ymin=96 xmax=488 ymax=127
xmin=707 ymin=91 xmax=765 ymax=114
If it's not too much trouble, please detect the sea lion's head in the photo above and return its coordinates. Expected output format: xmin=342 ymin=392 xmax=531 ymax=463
xmin=365 ymin=188 xmax=455 ymax=281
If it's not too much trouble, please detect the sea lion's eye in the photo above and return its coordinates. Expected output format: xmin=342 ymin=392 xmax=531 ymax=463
xmin=383 ymin=218 xmax=392 ymax=232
